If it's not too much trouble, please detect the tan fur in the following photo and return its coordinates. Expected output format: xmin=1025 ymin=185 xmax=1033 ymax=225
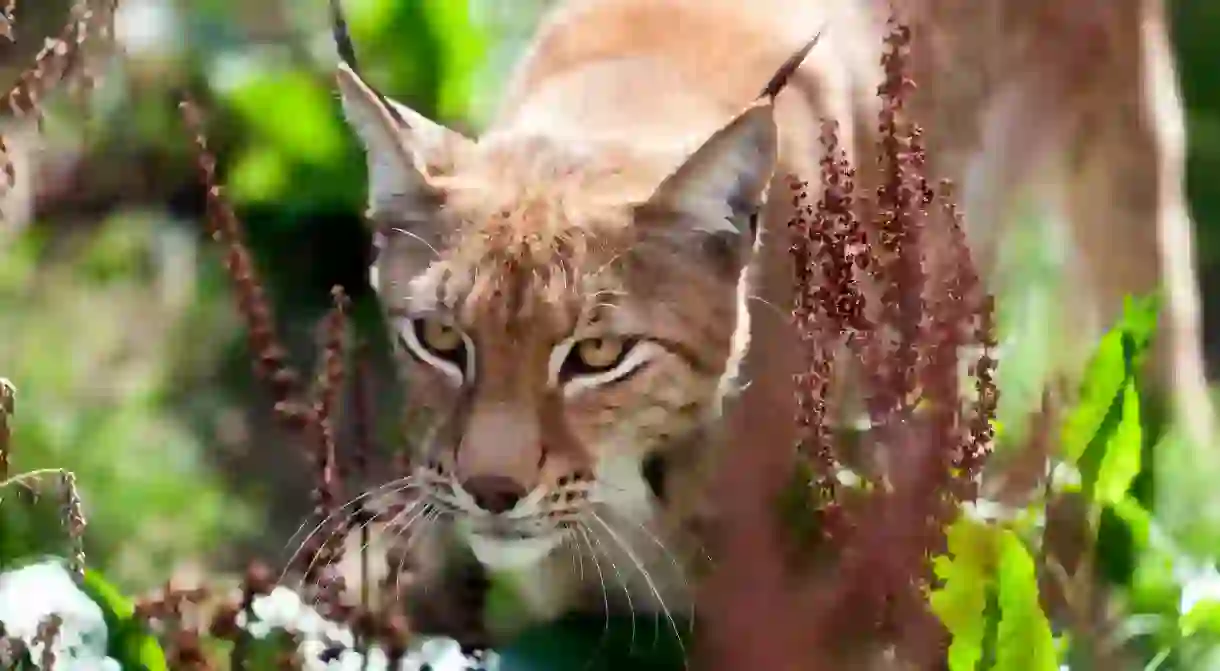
xmin=337 ymin=0 xmax=1214 ymax=642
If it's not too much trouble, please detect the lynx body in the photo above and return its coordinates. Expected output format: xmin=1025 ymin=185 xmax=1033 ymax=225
xmin=336 ymin=0 xmax=1211 ymax=643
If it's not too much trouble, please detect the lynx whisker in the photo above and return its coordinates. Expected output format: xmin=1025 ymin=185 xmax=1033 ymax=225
xmin=293 ymin=495 xmax=424 ymax=600
xmin=605 ymin=509 xmax=695 ymax=632
xmin=582 ymin=514 xmax=640 ymax=653
xmin=590 ymin=510 xmax=688 ymax=666
xmin=279 ymin=476 xmax=424 ymax=584
xmin=386 ymin=225 xmax=442 ymax=259
xmin=574 ymin=523 xmax=615 ymax=671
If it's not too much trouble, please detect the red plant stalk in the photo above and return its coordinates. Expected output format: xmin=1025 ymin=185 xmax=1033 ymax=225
xmin=702 ymin=15 xmax=996 ymax=670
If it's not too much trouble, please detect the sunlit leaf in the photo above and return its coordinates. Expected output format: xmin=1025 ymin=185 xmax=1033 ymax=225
xmin=929 ymin=516 xmax=998 ymax=671
xmin=1090 ymin=380 xmax=1143 ymax=505
xmin=993 ymin=531 xmax=1058 ymax=671
xmin=1060 ymin=327 xmax=1127 ymax=466
xmin=1064 ymin=295 xmax=1157 ymax=506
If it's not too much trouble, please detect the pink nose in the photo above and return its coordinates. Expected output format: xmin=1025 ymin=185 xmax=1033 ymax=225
xmin=462 ymin=475 xmax=527 ymax=514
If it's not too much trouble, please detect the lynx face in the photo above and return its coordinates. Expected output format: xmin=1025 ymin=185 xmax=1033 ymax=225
xmin=337 ymin=63 xmax=777 ymax=571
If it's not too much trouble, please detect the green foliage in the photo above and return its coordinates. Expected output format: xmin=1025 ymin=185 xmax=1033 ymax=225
xmin=0 ymin=215 xmax=254 ymax=588
xmin=929 ymin=517 xmax=1058 ymax=671
xmin=212 ymin=0 xmax=490 ymax=218
xmin=991 ymin=531 xmax=1057 ymax=670
xmin=1064 ymin=295 xmax=1157 ymax=506
xmin=925 ymin=293 xmax=1220 ymax=670
xmin=929 ymin=519 xmax=994 ymax=671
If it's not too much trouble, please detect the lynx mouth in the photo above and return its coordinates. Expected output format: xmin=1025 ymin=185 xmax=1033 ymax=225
xmin=463 ymin=526 xmax=566 ymax=570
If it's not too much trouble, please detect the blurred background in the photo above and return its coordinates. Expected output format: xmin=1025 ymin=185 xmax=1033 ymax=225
xmin=0 ymin=0 xmax=1216 ymax=599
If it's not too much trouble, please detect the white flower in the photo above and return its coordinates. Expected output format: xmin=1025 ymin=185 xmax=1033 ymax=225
xmin=0 ymin=560 xmax=122 ymax=669
xmin=243 ymin=586 xmax=500 ymax=670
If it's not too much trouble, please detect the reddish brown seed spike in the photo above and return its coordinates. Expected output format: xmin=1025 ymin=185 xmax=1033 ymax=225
xmin=758 ymin=28 xmax=825 ymax=101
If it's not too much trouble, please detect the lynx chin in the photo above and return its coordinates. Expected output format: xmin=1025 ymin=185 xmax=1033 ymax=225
xmin=334 ymin=0 xmax=1211 ymax=644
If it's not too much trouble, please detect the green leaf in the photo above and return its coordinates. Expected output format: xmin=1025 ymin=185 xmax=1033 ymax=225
xmin=80 ymin=569 xmax=167 ymax=671
xmin=993 ymin=531 xmax=1058 ymax=671
xmin=1090 ymin=379 xmax=1144 ymax=505
xmin=1064 ymin=295 xmax=1157 ymax=506
xmin=928 ymin=517 xmax=998 ymax=671
xmin=1061 ymin=326 xmax=1128 ymax=466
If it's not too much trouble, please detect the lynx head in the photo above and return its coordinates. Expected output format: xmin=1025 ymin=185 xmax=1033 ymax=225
xmin=336 ymin=54 xmax=790 ymax=569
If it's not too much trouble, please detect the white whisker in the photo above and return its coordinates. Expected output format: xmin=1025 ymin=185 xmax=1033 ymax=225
xmin=390 ymin=505 xmax=444 ymax=602
xmin=590 ymin=511 xmax=688 ymax=667
xmin=280 ymin=474 xmax=420 ymax=556
xmin=746 ymin=293 xmax=788 ymax=320
xmin=296 ymin=495 xmax=428 ymax=606
xmin=279 ymin=477 xmax=423 ymax=585
xmin=575 ymin=523 xmax=614 ymax=670
xmin=583 ymin=516 xmax=639 ymax=654
xmin=387 ymin=226 xmax=441 ymax=259
xmin=606 ymin=511 xmax=696 ymax=633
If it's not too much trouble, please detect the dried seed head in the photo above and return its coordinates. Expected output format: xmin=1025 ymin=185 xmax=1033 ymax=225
xmin=34 ymin=614 xmax=63 ymax=670
xmin=0 ymin=378 xmax=13 ymax=482
xmin=179 ymin=99 xmax=307 ymax=417
xmin=59 ymin=471 xmax=87 ymax=580
xmin=779 ymin=15 xmax=999 ymax=663
xmin=0 ymin=1 xmax=15 ymax=42
xmin=0 ymin=0 xmax=122 ymax=205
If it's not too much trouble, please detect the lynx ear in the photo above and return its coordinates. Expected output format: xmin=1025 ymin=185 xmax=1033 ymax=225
xmin=640 ymin=101 xmax=779 ymax=236
xmin=335 ymin=62 xmax=472 ymax=223
xmin=638 ymin=31 xmax=821 ymax=237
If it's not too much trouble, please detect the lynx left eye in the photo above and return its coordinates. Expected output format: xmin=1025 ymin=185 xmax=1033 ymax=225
xmin=560 ymin=337 xmax=641 ymax=379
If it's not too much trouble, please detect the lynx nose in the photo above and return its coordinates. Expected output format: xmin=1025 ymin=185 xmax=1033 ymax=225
xmin=462 ymin=475 xmax=527 ymax=514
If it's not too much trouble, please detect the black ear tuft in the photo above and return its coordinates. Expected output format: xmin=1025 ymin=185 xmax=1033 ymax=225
xmin=329 ymin=0 xmax=360 ymax=71
xmin=329 ymin=0 xmax=406 ymax=128
xmin=758 ymin=29 xmax=825 ymax=101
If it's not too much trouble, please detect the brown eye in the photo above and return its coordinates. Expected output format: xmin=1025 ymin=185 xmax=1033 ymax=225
xmin=419 ymin=319 xmax=463 ymax=354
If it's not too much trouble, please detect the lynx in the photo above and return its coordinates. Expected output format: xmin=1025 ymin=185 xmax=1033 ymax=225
xmin=335 ymin=0 xmax=1213 ymax=644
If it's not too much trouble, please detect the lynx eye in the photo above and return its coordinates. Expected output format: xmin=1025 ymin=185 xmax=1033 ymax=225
xmin=399 ymin=317 xmax=474 ymax=383
xmin=552 ymin=335 xmax=652 ymax=395
xmin=420 ymin=319 xmax=463 ymax=354
xmin=573 ymin=338 xmax=627 ymax=371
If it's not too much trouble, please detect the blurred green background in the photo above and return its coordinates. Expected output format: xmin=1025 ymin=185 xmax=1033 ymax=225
xmin=0 ymin=0 xmax=1216 ymax=632
xmin=0 ymin=0 xmax=555 ymax=587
